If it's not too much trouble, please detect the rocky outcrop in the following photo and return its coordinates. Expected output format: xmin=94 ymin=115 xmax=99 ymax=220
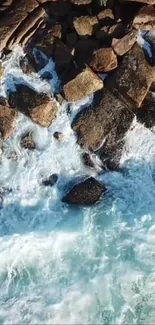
xmin=8 ymin=84 xmax=58 ymax=128
xmin=0 ymin=0 xmax=45 ymax=51
xmin=63 ymin=67 xmax=103 ymax=102
xmin=0 ymin=98 xmax=18 ymax=140
xmin=62 ymin=177 xmax=106 ymax=205
xmin=89 ymin=47 xmax=118 ymax=73
xmin=105 ymin=44 xmax=155 ymax=108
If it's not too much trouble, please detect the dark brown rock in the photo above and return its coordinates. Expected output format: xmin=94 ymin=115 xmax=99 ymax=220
xmin=63 ymin=66 xmax=103 ymax=102
xmin=0 ymin=102 xmax=18 ymax=140
xmin=133 ymin=5 xmax=155 ymax=30
xmin=62 ymin=177 xmax=106 ymax=205
xmin=89 ymin=47 xmax=117 ymax=73
xmin=42 ymin=173 xmax=58 ymax=187
xmin=73 ymin=16 xmax=99 ymax=37
xmin=71 ymin=89 xmax=134 ymax=152
xmin=20 ymin=132 xmax=36 ymax=150
xmin=74 ymin=38 xmax=99 ymax=65
xmin=54 ymin=40 xmax=73 ymax=68
xmin=105 ymin=43 xmax=155 ymax=108
xmin=81 ymin=152 xmax=95 ymax=168
xmin=112 ymin=29 xmax=137 ymax=56
xmin=96 ymin=22 xmax=126 ymax=42
xmin=8 ymin=84 xmax=58 ymax=128
xmin=97 ymin=9 xmax=114 ymax=26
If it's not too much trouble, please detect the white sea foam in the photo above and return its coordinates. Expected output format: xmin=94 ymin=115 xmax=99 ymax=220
xmin=0 ymin=43 xmax=155 ymax=324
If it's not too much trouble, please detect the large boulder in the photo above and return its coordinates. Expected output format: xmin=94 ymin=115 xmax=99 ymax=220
xmin=71 ymin=89 xmax=134 ymax=151
xmin=133 ymin=5 xmax=155 ymax=30
xmin=0 ymin=98 xmax=18 ymax=140
xmin=8 ymin=84 xmax=58 ymax=128
xmin=63 ymin=66 xmax=103 ymax=102
xmin=62 ymin=177 xmax=106 ymax=205
xmin=89 ymin=47 xmax=118 ymax=73
xmin=105 ymin=43 xmax=155 ymax=108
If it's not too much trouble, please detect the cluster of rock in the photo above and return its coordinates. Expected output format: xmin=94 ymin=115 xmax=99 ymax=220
xmin=1 ymin=0 xmax=155 ymax=205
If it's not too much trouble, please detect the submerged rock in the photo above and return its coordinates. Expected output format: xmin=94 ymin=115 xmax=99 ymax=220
xmin=62 ymin=177 xmax=106 ymax=205
xmin=20 ymin=132 xmax=36 ymax=150
xmin=42 ymin=174 xmax=58 ymax=187
xmin=63 ymin=67 xmax=103 ymax=102
xmin=8 ymin=84 xmax=58 ymax=128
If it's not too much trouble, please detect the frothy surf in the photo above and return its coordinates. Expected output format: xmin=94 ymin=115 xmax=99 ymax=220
xmin=0 ymin=45 xmax=155 ymax=324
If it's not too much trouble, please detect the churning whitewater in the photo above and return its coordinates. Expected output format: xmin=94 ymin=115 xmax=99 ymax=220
xmin=0 ymin=46 xmax=155 ymax=324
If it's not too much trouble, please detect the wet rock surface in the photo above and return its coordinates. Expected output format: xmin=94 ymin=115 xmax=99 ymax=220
xmin=0 ymin=99 xmax=18 ymax=140
xmin=20 ymin=132 xmax=36 ymax=150
xmin=8 ymin=84 xmax=58 ymax=128
xmin=62 ymin=177 xmax=106 ymax=205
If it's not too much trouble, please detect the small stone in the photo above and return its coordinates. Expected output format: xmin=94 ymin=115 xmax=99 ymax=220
xmin=63 ymin=66 xmax=103 ymax=102
xmin=112 ymin=29 xmax=137 ymax=56
xmin=66 ymin=32 xmax=78 ymax=46
xmin=53 ymin=131 xmax=64 ymax=141
xmin=89 ymin=47 xmax=118 ymax=73
xmin=20 ymin=132 xmax=35 ymax=150
xmin=70 ymin=0 xmax=92 ymax=4
xmin=81 ymin=152 xmax=94 ymax=168
xmin=42 ymin=173 xmax=58 ymax=187
xmin=62 ymin=177 xmax=106 ymax=205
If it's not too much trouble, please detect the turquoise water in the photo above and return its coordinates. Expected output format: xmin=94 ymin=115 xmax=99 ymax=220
xmin=0 ymin=46 xmax=155 ymax=324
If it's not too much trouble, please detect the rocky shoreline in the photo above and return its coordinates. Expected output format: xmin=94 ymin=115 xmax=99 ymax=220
xmin=0 ymin=0 xmax=155 ymax=205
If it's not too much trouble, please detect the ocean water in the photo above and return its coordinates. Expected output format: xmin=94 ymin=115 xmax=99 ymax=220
xmin=0 ymin=44 xmax=155 ymax=324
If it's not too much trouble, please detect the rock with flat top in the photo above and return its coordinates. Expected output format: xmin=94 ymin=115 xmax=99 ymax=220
xmin=62 ymin=177 xmax=106 ymax=205
xmin=105 ymin=43 xmax=155 ymax=108
xmin=8 ymin=84 xmax=58 ymax=128
xmin=133 ymin=5 xmax=155 ymax=30
xmin=63 ymin=67 xmax=103 ymax=102
xmin=90 ymin=48 xmax=117 ymax=73
xmin=71 ymin=89 xmax=134 ymax=152
xmin=112 ymin=29 xmax=137 ymax=56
